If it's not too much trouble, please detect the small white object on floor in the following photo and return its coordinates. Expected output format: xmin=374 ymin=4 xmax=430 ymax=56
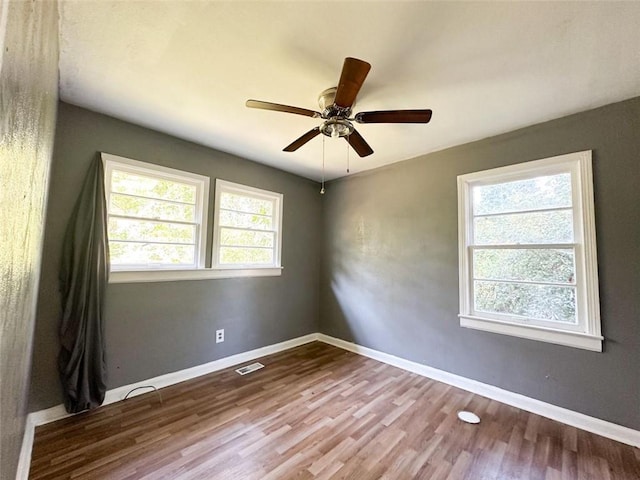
xmin=457 ymin=411 xmax=481 ymax=424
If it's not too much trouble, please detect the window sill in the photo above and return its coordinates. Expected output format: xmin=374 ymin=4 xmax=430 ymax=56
xmin=109 ymin=267 xmax=282 ymax=284
xmin=459 ymin=315 xmax=603 ymax=352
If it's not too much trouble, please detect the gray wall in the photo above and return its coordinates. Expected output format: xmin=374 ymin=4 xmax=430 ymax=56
xmin=0 ymin=1 xmax=58 ymax=478
xmin=29 ymin=102 xmax=321 ymax=412
xmin=26 ymin=97 xmax=639 ymax=432
xmin=320 ymin=97 xmax=640 ymax=430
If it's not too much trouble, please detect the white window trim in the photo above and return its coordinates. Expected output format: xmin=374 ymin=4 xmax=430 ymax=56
xmin=457 ymin=150 xmax=602 ymax=351
xmin=108 ymin=267 xmax=282 ymax=284
xmin=212 ymin=179 xmax=284 ymax=270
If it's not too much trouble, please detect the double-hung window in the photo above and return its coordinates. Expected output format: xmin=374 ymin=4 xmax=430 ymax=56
xmin=103 ymin=153 xmax=209 ymax=274
xmin=457 ymin=151 xmax=602 ymax=351
xmin=212 ymin=179 xmax=283 ymax=270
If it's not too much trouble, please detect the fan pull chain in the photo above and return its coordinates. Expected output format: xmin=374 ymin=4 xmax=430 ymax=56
xmin=320 ymin=135 xmax=326 ymax=195
xmin=346 ymin=134 xmax=350 ymax=173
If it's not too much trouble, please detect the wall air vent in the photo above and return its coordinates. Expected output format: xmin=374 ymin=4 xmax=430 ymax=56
xmin=235 ymin=362 xmax=264 ymax=375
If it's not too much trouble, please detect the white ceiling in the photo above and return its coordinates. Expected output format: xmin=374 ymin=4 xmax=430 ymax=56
xmin=59 ymin=1 xmax=640 ymax=181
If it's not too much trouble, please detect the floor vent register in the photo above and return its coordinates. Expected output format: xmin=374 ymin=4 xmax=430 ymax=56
xmin=235 ymin=362 xmax=265 ymax=375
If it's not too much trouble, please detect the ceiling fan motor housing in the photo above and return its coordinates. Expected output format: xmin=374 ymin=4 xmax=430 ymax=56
xmin=318 ymin=88 xmax=353 ymax=118
xmin=318 ymin=87 xmax=355 ymax=138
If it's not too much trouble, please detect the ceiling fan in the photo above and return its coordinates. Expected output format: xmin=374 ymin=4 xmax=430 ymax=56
xmin=246 ymin=57 xmax=433 ymax=157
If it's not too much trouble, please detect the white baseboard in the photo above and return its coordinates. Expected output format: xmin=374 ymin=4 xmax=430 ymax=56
xmin=102 ymin=333 xmax=318 ymax=406
xmin=15 ymin=414 xmax=36 ymax=480
xmin=18 ymin=331 xmax=639 ymax=480
xmin=317 ymin=333 xmax=640 ymax=449
xmin=16 ymin=333 xmax=319 ymax=480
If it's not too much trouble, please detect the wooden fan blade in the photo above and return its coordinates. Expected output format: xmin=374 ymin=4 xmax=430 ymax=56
xmin=354 ymin=109 xmax=433 ymax=124
xmin=333 ymin=58 xmax=371 ymax=108
xmin=246 ymin=100 xmax=320 ymax=118
xmin=345 ymin=129 xmax=374 ymax=157
xmin=283 ymin=127 xmax=321 ymax=152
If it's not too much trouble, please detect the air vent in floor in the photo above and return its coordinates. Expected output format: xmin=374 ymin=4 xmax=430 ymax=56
xmin=235 ymin=362 xmax=264 ymax=375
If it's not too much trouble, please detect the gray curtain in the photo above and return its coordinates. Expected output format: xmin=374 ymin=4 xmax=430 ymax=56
xmin=58 ymin=156 xmax=109 ymax=413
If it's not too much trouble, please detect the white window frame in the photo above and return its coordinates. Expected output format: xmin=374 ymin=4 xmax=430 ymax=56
xmin=102 ymin=153 xmax=210 ymax=280
xmin=212 ymin=179 xmax=283 ymax=273
xmin=457 ymin=150 xmax=602 ymax=351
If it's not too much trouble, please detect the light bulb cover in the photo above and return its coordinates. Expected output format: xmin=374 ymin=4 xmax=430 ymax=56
xmin=320 ymin=118 xmax=354 ymax=139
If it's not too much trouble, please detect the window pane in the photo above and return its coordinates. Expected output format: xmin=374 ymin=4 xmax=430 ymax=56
xmin=474 ymin=280 xmax=576 ymax=324
xmin=110 ymin=242 xmax=195 ymax=266
xmin=108 ymin=217 xmax=195 ymax=244
xmin=473 ymin=248 xmax=575 ymax=284
xmin=220 ymin=228 xmax=274 ymax=248
xmin=219 ymin=247 xmax=273 ymax=265
xmin=219 ymin=209 xmax=273 ymax=230
xmin=220 ymin=192 xmax=273 ymax=215
xmin=112 ymin=170 xmax=196 ymax=204
xmin=473 ymin=173 xmax=571 ymax=215
xmin=474 ymin=209 xmax=573 ymax=245
xmin=110 ymin=194 xmax=195 ymax=222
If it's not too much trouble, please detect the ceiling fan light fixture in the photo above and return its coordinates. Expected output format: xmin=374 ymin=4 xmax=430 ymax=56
xmin=320 ymin=118 xmax=353 ymax=139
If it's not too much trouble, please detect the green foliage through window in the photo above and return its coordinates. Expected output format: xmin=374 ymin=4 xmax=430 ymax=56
xmin=105 ymin=161 xmax=206 ymax=268
xmin=214 ymin=181 xmax=282 ymax=267
xmin=470 ymin=172 xmax=577 ymax=325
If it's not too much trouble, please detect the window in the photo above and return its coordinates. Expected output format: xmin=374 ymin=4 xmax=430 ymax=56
xmin=212 ymin=179 xmax=283 ymax=270
xmin=101 ymin=155 xmax=283 ymax=283
xmin=457 ymin=151 xmax=602 ymax=351
xmin=103 ymin=153 xmax=209 ymax=272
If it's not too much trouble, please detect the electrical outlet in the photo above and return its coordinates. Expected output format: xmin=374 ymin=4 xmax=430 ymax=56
xmin=215 ymin=329 xmax=224 ymax=343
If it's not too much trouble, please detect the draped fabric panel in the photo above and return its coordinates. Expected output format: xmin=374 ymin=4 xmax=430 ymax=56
xmin=58 ymin=156 xmax=109 ymax=413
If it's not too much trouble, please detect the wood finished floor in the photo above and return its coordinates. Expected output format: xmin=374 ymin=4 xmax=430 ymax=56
xmin=30 ymin=342 xmax=640 ymax=479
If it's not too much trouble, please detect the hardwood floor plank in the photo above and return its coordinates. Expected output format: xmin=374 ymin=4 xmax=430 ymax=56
xmin=29 ymin=342 xmax=640 ymax=479
xmin=308 ymin=436 xmax=356 ymax=476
